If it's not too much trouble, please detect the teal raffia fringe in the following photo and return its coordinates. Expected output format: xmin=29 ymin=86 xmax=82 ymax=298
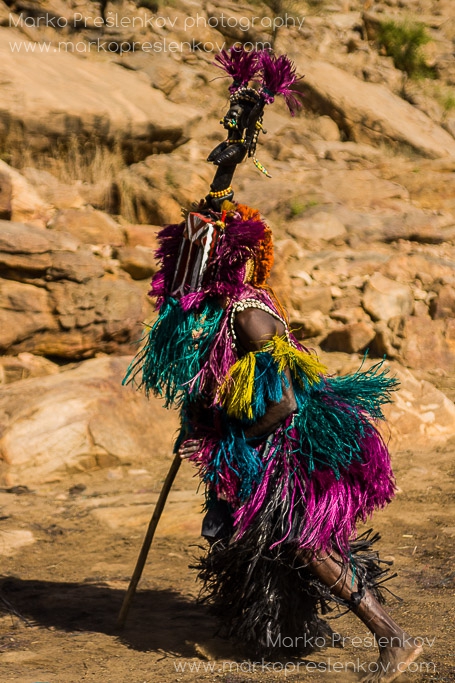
xmin=248 ymin=352 xmax=286 ymax=420
xmin=324 ymin=360 xmax=399 ymax=420
xmin=292 ymin=360 xmax=398 ymax=478
xmin=123 ymin=297 xmax=224 ymax=406
xmin=205 ymin=426 xmax=265 ymax=503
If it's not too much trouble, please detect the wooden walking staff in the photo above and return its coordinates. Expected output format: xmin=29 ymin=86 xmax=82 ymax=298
xmin=116 ymin=452 xmax=181 ymax=629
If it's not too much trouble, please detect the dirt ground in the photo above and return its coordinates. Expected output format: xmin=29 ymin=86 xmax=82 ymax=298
xmin=0 ymin=427 xmax=454 ymax=683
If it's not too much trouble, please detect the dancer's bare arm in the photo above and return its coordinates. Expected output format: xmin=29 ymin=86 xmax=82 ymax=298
xmin=179 ymin=306 xmax=296 ymax=457
xmin=234 ymin=307 xmax=296 ymax=439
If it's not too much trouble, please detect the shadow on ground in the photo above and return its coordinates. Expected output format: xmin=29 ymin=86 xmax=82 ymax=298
xmin=0 ymin=577 xmax=216 ymax=657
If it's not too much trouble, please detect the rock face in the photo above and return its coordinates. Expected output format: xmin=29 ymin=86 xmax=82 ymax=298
xmin=113 ymin=154 xmax=213 ymax=225
xmin=22 ymin=168 xmax=86 ymax=211
xmin=0 ymin=356 xmax=177 ymax=485
xmin=0 ymin=29 xmax=200 ymax=161
xmin=296 ymin=59 xmax=455 ymax=158
xmin=0 ymin=220 xmax=150 ymax=358
xmin=0 ymin=278 xmax=58 ymax=350
xmin=384 ymin=365 xmax=455 ymax=451
xmin=124 ymin=224 xmax=159 ymax=250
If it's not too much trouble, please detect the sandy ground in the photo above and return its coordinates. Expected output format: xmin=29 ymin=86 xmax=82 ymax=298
xmin=0 ymin=434 xmax=454 ymax=683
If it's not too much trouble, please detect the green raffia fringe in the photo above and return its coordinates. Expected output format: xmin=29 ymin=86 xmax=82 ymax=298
xmin=123 ymin=298 xmax=224 ymax=406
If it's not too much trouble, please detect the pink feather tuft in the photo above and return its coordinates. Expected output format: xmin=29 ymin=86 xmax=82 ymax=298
xmin=214 ymin=45 xmax=262 ymax=92
xmin=259 ymin=51 xmax=303 ymax=115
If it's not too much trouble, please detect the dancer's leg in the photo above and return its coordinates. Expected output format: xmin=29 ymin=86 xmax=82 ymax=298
xmin=298 ymin=549 xmax=423 ymax=683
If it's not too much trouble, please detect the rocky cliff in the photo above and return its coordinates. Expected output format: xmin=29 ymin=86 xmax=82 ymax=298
xmin=0 ymin=0 xmax=454 ymax=479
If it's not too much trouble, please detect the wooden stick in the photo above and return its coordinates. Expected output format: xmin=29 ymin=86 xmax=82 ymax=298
xmin=116 ymin=452 xmax=182 ymax=629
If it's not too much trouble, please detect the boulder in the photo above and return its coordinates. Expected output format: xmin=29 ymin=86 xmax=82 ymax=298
xmin=319 ymin=355 xmax=455 ymax=451
xmin=0 ymin=279 xmax=58 ymax=351
xmin=309 ymin=115 xmax=341 ymax=142
xmin=330 ymin=307 xmax=371 ymax=324
xmin=0 ymin=29 xmax=200 ymax=161
xmin=0 ymin=221 xmax=150 ymax=358
xmin=113 ymin=155 xmax=212 ymax=224
xmin=384 ymin=365 xmax=455 ymax=451
xmin=401 ymin=316 xmax=455 ymax=374
xmin=293 ymin=59 xmax=455 ymax=158
xmin=124 ymin=224 xmax=159 ymax=249
xmin=291 ymin=286 xmax=333 ymax=316
xmin=379 ymin=211 xmax=455 ymax=244
xmin=323 ymin=207 xmax=385 ymax=242
xmin=288 ymin=211 xmax=347 ymax=243
xmin=0 ymin=353 xmax=59 ymax=385
xmin=322 ymin=321 xmax=376 ymax=353
xmin=380 ymin=252 xmax=455 ymax=287
xmin=387 ymin=158 xmax=455 ymax=215
xmin=0 ymin=161 xmax=53 ymax=227
xmin=313 ymin=140 xmax=383 ymax=163
xmin=0 ymin=219 xmax=104 ymax=283
xmin=430 ymin=285 xmax=455 ymax=319
xmin=22 ymin=278 xmax=149 ymax=359
xmin=116 ymin=246 xmax=156 ymax=280
xmin=0 ymin=169 xmax=12 ymax=219
xmin=47 ymin=248 xmax=105 ymax=283
xmin=48 ymin=208 xmax=126 ymax=246
xmin=363 ymin=273 xmax=414 ymax=322
xmin=22 ymin=168 xmax=86 ymax=211
xmin=317 ymin=169 xmax=409 ymax=209
xmin=0 ymin=219 xmax=78 ymax=276
xmin=370 ymin=321 xmax=400 ymax=359
xmin=0 ymin=356 xmax=178 ymax=486
xmin=289 ymin=310 xmax=329 ymax=339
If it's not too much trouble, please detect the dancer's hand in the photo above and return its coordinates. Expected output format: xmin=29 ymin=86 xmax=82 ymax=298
xmin=178 ymin=439 xmax=202 ymax=459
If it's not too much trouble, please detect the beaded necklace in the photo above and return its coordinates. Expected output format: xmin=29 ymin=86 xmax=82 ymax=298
xmin=228 ymin=297 xmax=290 ymax=350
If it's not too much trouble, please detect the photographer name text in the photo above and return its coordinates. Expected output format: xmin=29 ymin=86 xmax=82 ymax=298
xmin=9 ymin=12 xmax=306 ymax=32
